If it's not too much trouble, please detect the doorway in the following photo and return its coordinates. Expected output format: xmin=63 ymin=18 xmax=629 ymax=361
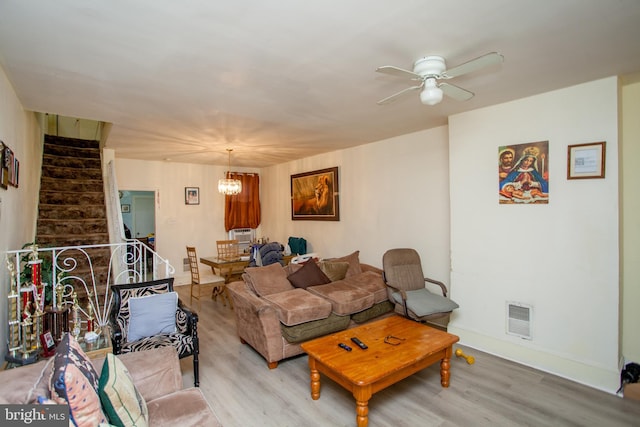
xmin=120 ymin=190 xmax=156 ymax=241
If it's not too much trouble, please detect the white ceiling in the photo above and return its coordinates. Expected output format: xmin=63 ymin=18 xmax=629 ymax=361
xmin=1 ymin=1 xmax=640 ymax=168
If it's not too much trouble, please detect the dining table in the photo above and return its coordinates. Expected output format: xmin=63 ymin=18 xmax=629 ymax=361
xmin=200 ymin=255 xmax=295 ymax=283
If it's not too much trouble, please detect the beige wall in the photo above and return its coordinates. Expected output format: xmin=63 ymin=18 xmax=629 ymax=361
xmin=620 ymin=73 xmax=640 ymax=363
xmin=0 ymin=65 xmax=43 ymax=361
xmin=114 ymin=158 xmax=260 ymax=285
xmin=259 ymin=125 xmax=451 ymax=282
xmin=448 ymin=77 xmax=620 ymax=392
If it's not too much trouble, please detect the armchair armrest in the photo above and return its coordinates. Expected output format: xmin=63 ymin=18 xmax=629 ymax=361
xmin=361 ymin=263 xmax=383 ymax=275
xmin=177 ymin=299 xmax=199 ymax=336
xmin=424 ymin=277 xmax=448 ymax=297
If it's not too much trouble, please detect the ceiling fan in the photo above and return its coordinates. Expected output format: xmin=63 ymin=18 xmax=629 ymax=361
xmin=375 ymin=52 xmax=504 ymax=106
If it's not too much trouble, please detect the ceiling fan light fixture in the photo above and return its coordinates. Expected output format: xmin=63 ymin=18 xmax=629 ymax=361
xmin=218 ymin=148 xmax=242 ymax=196
xmin=420 ymin=79 xmax=443 ymax=105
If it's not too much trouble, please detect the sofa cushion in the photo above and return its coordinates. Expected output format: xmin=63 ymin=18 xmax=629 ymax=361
xmin=281 ymin=312 xmax=351 ymax=343
xmin=244 ymin=262 xmax=294 ymax=296
xmin=99 ymin=353 xmax=149 ymax=427
xmin=262 ymin=288 xmax=332 ymax=326
xmin=307 ymin=280 xmax=374 ymax=316
xmin=351 ymin=300 xmax=394 ymax=323
xmin=50 ymin=333 xmax=107 ymax=427
xmin=318 ymin=261 xmax=350 ymax=282
xmin=127 ymin=291 xmax=177 ymax=342
xmin=287 ymin=260 xmax=331 ymax=289
xmin=341 ymin=270 xmax=388 ymax=304
xmin=146 ymin=387 xmax=222 ymax=427
xmin=327 ymin=250 xmax=362 ymax=278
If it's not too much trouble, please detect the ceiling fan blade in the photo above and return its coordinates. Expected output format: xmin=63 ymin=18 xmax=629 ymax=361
xmin=442 ymin=52 xmax=504 ymax=79
xmin=377 ymin=84 xmax=423 ymax=105
xmin=376 ymin=65 xmax=421 ymax=80
xmin=439 ymin=82 xmax=474 ymax=101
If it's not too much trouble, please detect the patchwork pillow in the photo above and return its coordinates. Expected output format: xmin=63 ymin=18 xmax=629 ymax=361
xmin=99 ymin=353 xmax=149 ymax=427
xmin=327 ymin=250 xmax=362 ymax=278
xmin=127 ymin=292 xmax=177 ymax=342
xmin=287 ymin=260 xmax=331 ymax=289
xmin=50 ymin=333 xmax=107 ymax=427
xmin=244 ymin=262 xmax=294 ymax=296
xmin=318 ymin=261 xmax=350 ymax=282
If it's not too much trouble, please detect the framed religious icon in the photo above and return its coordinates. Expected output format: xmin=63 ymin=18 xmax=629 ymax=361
xmin=499 ymin=141 xmax=549 ymax=204
xmin=567 ymin=141 xmax=605 ymax=179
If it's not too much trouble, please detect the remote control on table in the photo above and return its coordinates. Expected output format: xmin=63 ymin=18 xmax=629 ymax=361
xmin=350 ymin=337 xmax=368 ymax=350
xmin=338 ymin=343 xmax=352 ymax=351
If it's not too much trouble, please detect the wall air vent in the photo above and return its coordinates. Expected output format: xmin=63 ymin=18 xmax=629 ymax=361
xmin=506 ymin=302 xmax=532 ymax=340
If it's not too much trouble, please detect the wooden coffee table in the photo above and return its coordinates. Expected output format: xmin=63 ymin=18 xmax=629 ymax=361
xmin=300 ymin=316 xmax=459 ymax=427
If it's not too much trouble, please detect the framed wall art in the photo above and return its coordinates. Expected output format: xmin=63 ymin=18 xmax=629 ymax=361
xmin=567 ymin=141 xmax=605 ymax=179
xmin=291 ymin=166 xmax=339 ymax=221
xmin=185 ymin=187 xmax=200 ymax=205
xmin=121 ymin=204 xmax=130 ymax=213
xmin=499 ymin=141 xmax=549 ymax=204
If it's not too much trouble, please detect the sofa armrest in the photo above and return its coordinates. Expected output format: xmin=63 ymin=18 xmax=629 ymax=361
xmin=116 ymin=347 xmax=183 ymax=402
xmin=361 ymin=263 xmax=383 ymax=275
xmin=227 ymin=281 xmax=285 ymax=367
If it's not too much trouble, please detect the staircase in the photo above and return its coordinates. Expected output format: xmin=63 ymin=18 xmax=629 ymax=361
xmin=36 ymin=135 xmax=110 ymax=299
xmin=37 ymin=135 xmax=108 ymax=246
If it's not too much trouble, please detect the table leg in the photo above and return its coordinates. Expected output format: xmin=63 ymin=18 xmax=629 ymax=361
xmin=353 ymin=386 xmax=371 ymax=427
xmin=308 ymin=357 xmax=321 ymax=400
xmin=440 ymin=346 xmax=452 ymax=387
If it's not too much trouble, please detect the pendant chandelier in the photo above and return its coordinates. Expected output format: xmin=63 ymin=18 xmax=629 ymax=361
xmin=218 ymin=148 xmax=242 ymax=195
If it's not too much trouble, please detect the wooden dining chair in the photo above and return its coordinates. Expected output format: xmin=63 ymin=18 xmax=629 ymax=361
xmin=216 ymin=239 xmax=240 ymax=261
xmin=186 ymin=246 xmax=229 ymax=308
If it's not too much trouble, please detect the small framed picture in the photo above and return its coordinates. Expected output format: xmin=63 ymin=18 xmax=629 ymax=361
xmin=40 ymin=330 xmax=56 ymax=357
xmin=185 ymin=187 xmax=200 ymax=205
xmin=568 ymin=141 xmax=606 ymax=179
xmin=121 ymin=204 xmax=130 ymax=213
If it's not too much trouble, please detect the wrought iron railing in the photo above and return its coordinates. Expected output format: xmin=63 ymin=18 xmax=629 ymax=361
xmin=4 ymin=240 xmax=174 ymax=361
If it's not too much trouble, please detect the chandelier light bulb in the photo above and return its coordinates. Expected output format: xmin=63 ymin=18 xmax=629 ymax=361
xmin=218 ymin=148 xmax=242 ymax=195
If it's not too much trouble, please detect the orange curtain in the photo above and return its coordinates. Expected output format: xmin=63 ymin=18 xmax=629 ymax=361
xmin=224 ymin=173 xmax=261 ymax=231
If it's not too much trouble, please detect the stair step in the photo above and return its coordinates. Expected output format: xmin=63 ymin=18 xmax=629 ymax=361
xmin=44 ymin=135 xmax=100 ymax=150
xmin=40 ymin=177 xmax=103 ymax=193
xmin=36 ymin=234 xmax=110 ymax=247
xmin=38 ymin=205 xmax=107 ymax=220
xmin=44 ymin=144 xmax=100 ymax=159
xmin=43 ymin=153 xmax=102 ymax=169
xmin=37 ymin=219 xmax=108 ymax=236
xmin=41 ymin=165 xmax=102 ymax=180
xmin=39 ymin=192 xmax=105 ymax=205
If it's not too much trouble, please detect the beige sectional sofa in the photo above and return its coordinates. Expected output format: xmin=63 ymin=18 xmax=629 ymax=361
xmin=227 ymin=251 xmax=394 ymax=368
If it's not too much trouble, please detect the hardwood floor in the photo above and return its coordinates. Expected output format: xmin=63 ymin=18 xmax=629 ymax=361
xmin=175 ymin=285 xmax=640 ymax=426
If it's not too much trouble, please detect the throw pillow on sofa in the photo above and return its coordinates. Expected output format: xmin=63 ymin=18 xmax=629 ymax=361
xmin=317 ymin=261 xmax=350 ymax=282
xmin=326 ymin=250 xmax=362 ymax=278
xmin=244 ymin=262 xmax=294 ymax=296
xmin=99 ymin=353 xmax=149 ymax=427
xmin=287 ymin=260 xmax=331 ymax=289
xmin=50 ymin=333 xmax=107 ymax=427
